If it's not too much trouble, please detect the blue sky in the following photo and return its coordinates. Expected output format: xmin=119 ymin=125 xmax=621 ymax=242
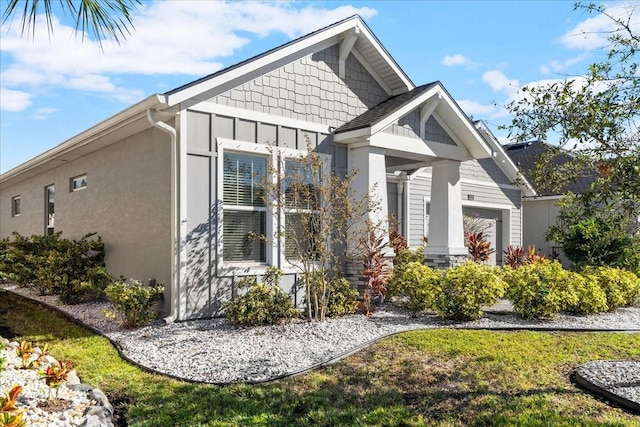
xmin=1 ymin=0 xmax=637 ymax=173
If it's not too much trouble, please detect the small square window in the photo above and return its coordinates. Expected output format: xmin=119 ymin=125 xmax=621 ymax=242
xmin=71 ymin=174 xmax=87 ymax=191
xmin=11 ymin=196 xmax=21 ymax=217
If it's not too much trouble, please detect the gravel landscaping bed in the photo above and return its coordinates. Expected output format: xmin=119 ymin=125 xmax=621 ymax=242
xmin=2 ymin=282 xmax=639 ymax=421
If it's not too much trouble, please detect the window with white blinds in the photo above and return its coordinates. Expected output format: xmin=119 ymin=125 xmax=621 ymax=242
xmin=283 ymin=159 xmax=320 ymax=261
xmin=222 ymin=152 xmax=267 ymax=262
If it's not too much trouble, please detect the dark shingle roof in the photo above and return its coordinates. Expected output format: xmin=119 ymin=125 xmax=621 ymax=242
xmin=334 ymin=82 xmax=439 ymax=134
xmin=504 ymin=141 xmax=598 ymax=196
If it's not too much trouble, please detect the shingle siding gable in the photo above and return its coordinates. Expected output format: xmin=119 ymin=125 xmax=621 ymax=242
xmin=210 ymin=45 xmax=389 ymax=128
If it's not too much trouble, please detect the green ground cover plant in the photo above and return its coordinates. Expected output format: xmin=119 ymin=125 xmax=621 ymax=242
xmin=1 ymin=290 xmax=638 ymax=426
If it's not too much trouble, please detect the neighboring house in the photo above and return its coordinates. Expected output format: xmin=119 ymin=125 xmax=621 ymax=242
xmin=0 ymin=15 xmax=531 ymax=321
xmin=504 ymin=140 xmax=598 ymax=260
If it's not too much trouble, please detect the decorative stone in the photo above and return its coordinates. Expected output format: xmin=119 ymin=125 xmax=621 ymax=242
xmin=66 ymin=369 xmax=81 ymax=385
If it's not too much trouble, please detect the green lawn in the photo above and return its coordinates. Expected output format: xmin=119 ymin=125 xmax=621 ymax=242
xmin=1 ymin=290 xmax=639 ymax=426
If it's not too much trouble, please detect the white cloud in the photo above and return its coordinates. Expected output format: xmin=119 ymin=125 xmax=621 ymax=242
xmin=0 ymin=88 xmax=32 ymax=111
xmin=32 ymin=107 xmax=59 ymax=120
xmin=457 ymin=100 xmax=497 ymax=116
xmin=442 ymin=54 xmax=467 ymax=66
xmin=0 ymin=1 xmax=377 ymax=104
xmin=560 ymin=3 xmax=640 ymax=50
xmin=482 ymin=70 xmax=520 ymax=100
xmin=442 ymin=53 xmax=479 ymax=68
xmin=539 ymin=54 xmax=589 ymax=74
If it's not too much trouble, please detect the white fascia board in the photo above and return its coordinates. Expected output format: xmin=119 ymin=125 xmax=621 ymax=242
xmin=370 ymin=86 xmax=440 ymax=135
xmin=167 ymin=19 xmax=362 ymax=107
xmin=333 ymin=127 xmax=372 ymax=143
xmin=0 ymin=94 xmax=167 ymax=184
xmin=357 ymin=22 xmax=413 ymax=91
xmin=435 ymin=91 xmax=493 ymax=160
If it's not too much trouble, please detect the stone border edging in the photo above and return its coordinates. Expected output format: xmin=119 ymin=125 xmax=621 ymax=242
xmin=573 ymin=367 xmax=640 ymax=415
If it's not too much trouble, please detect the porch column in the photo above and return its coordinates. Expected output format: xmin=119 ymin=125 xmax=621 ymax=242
xmin=424 ymin=159 xmax=467 ymax=268
xmin=346 ymin=145 xmax=389 ymax=289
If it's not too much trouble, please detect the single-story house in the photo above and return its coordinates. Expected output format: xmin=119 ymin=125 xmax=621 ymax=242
xmin=0 ymin=15 xmax=534 ymax=321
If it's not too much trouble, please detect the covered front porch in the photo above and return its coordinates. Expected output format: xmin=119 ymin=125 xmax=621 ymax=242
xmin=333 ymin=82 xmax=494 ymax=267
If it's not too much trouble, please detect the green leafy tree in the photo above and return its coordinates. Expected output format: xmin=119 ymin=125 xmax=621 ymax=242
xmin=506 ymin=3 xmax=640 ymax=267
xmin=2 ymin=0 xmax=140 ymax=47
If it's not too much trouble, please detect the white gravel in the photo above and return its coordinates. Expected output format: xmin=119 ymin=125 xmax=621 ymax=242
xmin=3 ymin=283 xmax=639 ymax=385
xmin=0 ymin=339 xmax=95 ymax=427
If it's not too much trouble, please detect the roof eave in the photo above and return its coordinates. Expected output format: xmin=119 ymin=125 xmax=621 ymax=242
xmin=1 ymin=94 xmax=167 ymax=187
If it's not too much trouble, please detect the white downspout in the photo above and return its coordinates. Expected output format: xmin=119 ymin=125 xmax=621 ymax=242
xmin=147 ymin=109 xmax=179 ymax=323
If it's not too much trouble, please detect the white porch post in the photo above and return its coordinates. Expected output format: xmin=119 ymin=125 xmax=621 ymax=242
xmin=346 ymin=144 xmax=389 ymax=289
xmin=348 ymin=145 xmax=389 ymax=230
xmin=424 ymin=159 xmax=467 ymax=267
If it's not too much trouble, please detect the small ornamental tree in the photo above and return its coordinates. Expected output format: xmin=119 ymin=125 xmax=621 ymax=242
xmin=262 ymin=137 xmax=376 ymax=321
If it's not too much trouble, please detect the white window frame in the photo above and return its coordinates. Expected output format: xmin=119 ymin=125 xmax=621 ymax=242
xmin=11 ymin=195 xmax=21 ymax=217
xmin=70 ymin=174 xmax=87 ymax=192
xmin=216 ymin=138 xmax=330 ymax=275
xmin=279 ymin=152 xmax=330 ymax=271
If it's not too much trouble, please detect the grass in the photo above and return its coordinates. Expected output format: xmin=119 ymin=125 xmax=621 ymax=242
xmin=1 ymin=289 xmax=639 ymax=426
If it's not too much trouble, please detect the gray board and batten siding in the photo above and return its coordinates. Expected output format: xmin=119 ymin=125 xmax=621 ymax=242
xmin=182 ymin=46 xmax=391 ymax=319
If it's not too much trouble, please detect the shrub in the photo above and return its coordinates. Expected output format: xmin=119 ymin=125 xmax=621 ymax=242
xmin=504 ymin=260 xmax=578 ymax=319
xmin=504 ymin=245 xmax=548 ymax=269
xmin=305 ymin=274 xmax=358 ymax=319
xmin=0 ymin=232 xmax=108 ymax=303
xmin=387 ymin=247 xmax=424 ymax=299
xmin=434 ymin=262 xmax=505 ymax=320
xmin=465 ymin=231 xmax=495 ymax=263
xmin=582 ymin=266 xmax=640 ymax=310
xmin=105 ymin=279 xmax=165 ymax=328
xmin=325 ymin=277 xmax=359 ymax=318
xmin=565 ymin=272 xmax=608 ymax=315
xmin=224 ymin=268 xmax=298 ymax=327
xmin=390 ymin=261 xmax=440 ymax=316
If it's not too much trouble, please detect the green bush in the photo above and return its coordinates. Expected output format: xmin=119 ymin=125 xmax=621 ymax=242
xmin=434 ymin=262 xmax=505 ymax=321
xmin=0 ymin=232 xmax=108 ymax=303
xmin=389 ymin=261 xmax=440 ymax=316
xmin=105 ymin=279 xmax=165 ymax=328
xmin=504 ymin=260 xmax=578 ymax=319
xmin=224 ymin=268 xmax=298 ymax=327
xmin=565 ymin=272 xmax=608 ymax=315
xmin=582 ymin=266 xmax=640 ymax=310
xmin=387 ymin=247 xmax=424 ymax=299
xmin=325 ymin=277 xmax=359 ymax=318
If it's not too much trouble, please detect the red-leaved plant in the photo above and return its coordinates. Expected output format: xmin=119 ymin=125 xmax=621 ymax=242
xmin=466 ymin=231 xmax=495 ymax=263
xmin=361 ymin=226 xmax=391 ymax=316
xmin=504 ymin=245 xmax=547 ymax=269
xmin=40 ymin=360 xmax=74 ymax=399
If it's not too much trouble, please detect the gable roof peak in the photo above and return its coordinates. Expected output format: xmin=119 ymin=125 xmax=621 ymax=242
xmin=164 ymin=14 xmax=413 ymax=107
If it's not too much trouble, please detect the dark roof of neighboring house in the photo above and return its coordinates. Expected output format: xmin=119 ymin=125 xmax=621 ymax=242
xmin=334 ymin=82 xmax=439 ymax=133
xmin=504 ymin=141 xmax=598 ymax=196
xmin=164 ymin=14 xmax=413 ymax=97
